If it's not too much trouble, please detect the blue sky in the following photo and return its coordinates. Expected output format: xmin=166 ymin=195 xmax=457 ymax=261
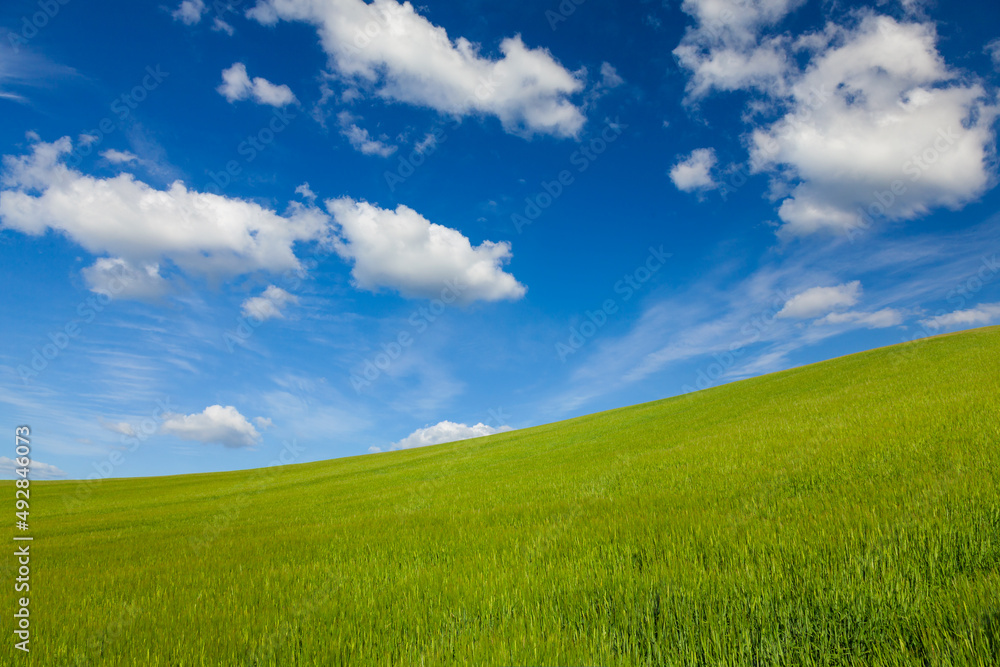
xmin=1 ymin=0 xmax=998 ymax=480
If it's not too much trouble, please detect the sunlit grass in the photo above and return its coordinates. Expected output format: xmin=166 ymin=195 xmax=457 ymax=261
xmin=4 ymin=326 xmax=999 ymax=665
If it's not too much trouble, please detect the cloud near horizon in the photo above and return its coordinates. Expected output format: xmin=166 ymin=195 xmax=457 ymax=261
xmin=160 ymin=405 xmax=265 ymax=448
xmin=369 ymin=420 xmax=511 ymax=452
xmin=921 ymin=302 xmax=1000 ymax=330
xmin=1 ymin=456 xmax=66 ymax=480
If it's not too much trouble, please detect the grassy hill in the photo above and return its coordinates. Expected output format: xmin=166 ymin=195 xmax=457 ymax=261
xmin=5 ymin=327 xmax=1000 ymax=665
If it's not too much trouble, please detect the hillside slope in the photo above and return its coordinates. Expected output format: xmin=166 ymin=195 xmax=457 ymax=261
xmin=5 ymin=327 xmax=1000 ymax=665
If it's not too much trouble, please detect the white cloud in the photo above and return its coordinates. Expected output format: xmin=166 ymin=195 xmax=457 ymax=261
xmin=545 ymin=223 xmax=1000 ymax=412
xmin=161 ymin=405 xmax=263 ymax=448
xmin=213 ymin=17 xmax=236 ymax=35
xmin=669 ymin=148 xmax=718 ymax=192
xmin=246 ymin=0 xmax=585 ymax=137
xmin=295 ymin=182 xmax=317 ymax=202
xmin=750 ymin=16 xmax=998 ymax=238
xmin=920 ymin=302 xmax=1000 ymax=330
xmin=777 ymin=281 xmax=861 ymax=318
xmin=899 ymin=0 xmax=929 ymax=15
xmin=0 ymin=456 xmax=65 ymax=480
xmin=101 ymin=149 xmax=138 ymax=164
xmin=337 ymin=111 xmax=397 ymax=157
xmin=599 ymin=62 xmax=624 ymax=88
xmin=241 ymin=285 xmax=298 ymax=321
xmin=0 ymin=138 xmax=331 ymax=294
xmin=390 ymin=420 xmax=511 ymax=450
xmin=327 ymin=197 xmax=526 ymax=302
xmin=254 ymin=416 xmax=274 ymax=430
xmin=676 ymin=37 xmax=791 ymax=99
xmin=99 ymin=419 xmax=136 ymax=437
xmin=218 ymin=63 xmax=297 ymax=107
xmin=815 ymin=308 xmax=903 ymax=328
xmin=674 ymin=5 xmax=999 ymax=239
xmin=172 ymin=0 xmax=206 ymax=25
xmin=987 ymin=39 xmax=1000 ymax=70
xmin=414 ymin=132 xmax=438 ymax=154
xmin=673 ymin=0 xmax=803 ymax=98
xmin=81 ymin=257 xmax=169 ymax=299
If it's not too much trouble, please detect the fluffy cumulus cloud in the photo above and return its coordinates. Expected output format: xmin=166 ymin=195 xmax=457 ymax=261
xmin=778 ymin=281 xmax=861 ymax=318
xmin=751 ymin=17 xmax=998 ymax=238
xmin=673 ymin=0 xmax=803 ymax=98
xmin=327 ymin=197 xmax=526 ymax=302
xmin=370 ymin=420 xmax=511 ymax=452
xmin=669 ymin=148 xmax=718 ymax=192
xmin=246 ymin=0 xmax=585 ymax=137
xmin=675 ymin=3 xmax=999 ymax=238
xmin=241 ymin=285 xmax=298 ymax=321
xmin=921 ymin=302 xmax=1000 ymax=330
xmin=218 ymin=63 xmax=297 ymax=106
xmin=0 ymin=138 xmax=330 ymax=295
xmin=0 ymin=456 xmax=66 ymax=480
xmin=172 ymin=0 xmax=206 ymax=25
xmin=160 ymin=405 xmax=264 ymax=448
xmin=337 ymin=111 xmax=397 ymax=157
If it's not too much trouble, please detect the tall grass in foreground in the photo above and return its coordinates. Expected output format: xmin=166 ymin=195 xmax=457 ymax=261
xmin=3 ymin=327 xmax=999 ymax=665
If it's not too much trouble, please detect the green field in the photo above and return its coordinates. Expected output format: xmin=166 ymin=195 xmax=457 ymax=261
xmin=4 ymin=327 xmax=1000 ymax=665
